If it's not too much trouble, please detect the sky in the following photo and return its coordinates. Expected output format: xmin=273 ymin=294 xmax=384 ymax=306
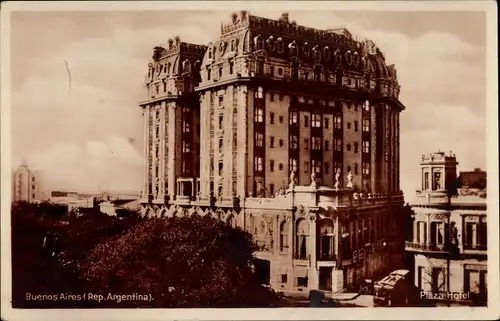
xmin=9 ymin=8 xmax=488 ymax=196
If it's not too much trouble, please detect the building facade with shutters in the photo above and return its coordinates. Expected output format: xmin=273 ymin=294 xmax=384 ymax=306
xmin=139 ymin=12 xmax=407 ymax=292
xmin=406 ymin=151 xmax=487 ymax=306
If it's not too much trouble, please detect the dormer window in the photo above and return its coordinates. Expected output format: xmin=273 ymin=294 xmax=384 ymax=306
xmin=254 ymin=34 xmax=264 ymax=51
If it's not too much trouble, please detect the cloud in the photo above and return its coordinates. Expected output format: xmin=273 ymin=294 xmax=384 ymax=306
xmin=11 ymin=11 xmax=486 ymax=197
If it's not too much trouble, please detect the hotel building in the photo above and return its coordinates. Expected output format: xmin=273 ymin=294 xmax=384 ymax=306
xmin=406 ymin=151 xmax=487 ymax=306
xmin=139 ymin=12 xmax=408 ymax=292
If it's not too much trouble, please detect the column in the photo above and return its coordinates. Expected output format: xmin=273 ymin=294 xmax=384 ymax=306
xmin=309 ymin=215 xmax=318 ymax=289
xmin=159 ymin=101 xmax=166 ymax=200
xmin=168 ymin=103 xmax=177 ymax=198
xmin=142 ymin=106 xmax=150 ymax=201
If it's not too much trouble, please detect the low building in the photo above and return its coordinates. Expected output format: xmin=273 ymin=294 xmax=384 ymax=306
xmin=406 ymin=152 xmax=487 ymax=306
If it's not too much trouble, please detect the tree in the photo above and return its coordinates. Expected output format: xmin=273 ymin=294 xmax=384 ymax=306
xmin=80 ymin=215 xmax=282 ymax=308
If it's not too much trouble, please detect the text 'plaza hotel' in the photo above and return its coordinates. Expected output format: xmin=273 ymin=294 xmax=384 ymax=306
xmin=139 ymin=12 xmax=407 ymax=293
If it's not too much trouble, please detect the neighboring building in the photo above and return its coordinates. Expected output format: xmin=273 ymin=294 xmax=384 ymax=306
xmin=12 ymin=161 xmax=44 ymax=203
xmin=406 ymin=151 xmax=487 ymax=306
xmin=139 ymin=12 xmax=406 ymax=292
xmin=139 ymin=37 xmax=207 ymax=204
xmin=50 ymin=191 xmax=96 ymax=213
xmin=457 ymin=168 xmax=486 ymax=191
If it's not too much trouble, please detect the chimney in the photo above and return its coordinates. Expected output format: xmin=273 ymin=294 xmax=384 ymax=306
xmin=168 ymin=38 xmax=174 ymax=49
xmin=281 ymin=12 xmax=289 ymax=23
xmin=174 ymin=36 xmax=181 ymax=46
xmin=232 ymin=12 xmax=238 ymax=23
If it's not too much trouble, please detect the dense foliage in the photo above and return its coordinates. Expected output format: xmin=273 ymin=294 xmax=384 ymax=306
xmin=11 ymin=201 xmax=282 ymax=308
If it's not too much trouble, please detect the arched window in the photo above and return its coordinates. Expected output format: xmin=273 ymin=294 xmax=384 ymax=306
xmin=254 ymin=34 xmax=264 ymax=51
xmin=280 ymin=221 xmax=289 ymax=252
xmin=296 ymin=219 xmax=309 ymax=259
xmin=319 ymin=219 xmax=335 ymax=260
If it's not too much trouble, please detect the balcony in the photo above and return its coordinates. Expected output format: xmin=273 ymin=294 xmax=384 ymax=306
xmin=405 ymin=241 xmax=448 ymax=253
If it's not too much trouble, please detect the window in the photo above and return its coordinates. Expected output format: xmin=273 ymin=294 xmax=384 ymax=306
xmin=219 ymin=96 xmax=224 ymax=105
xmin=254 ymin=157 xmax=263 ymax=171
xmin=155 ymin=126 xmax=160 ymax=138
xmin=431 ymin=268 xmax=445 ymax=292
xmin=289 ymin=112 xmax=298 ymax=125
xmin=279 ymin=139 xmax=284 ymax=147
xmin=363 ymin=100 xmax=370 ymax=111
xmin=304 ymin=138 xmax=309 ymax=150
xmin=280 ymin=222 xmax=289 ymax=252
xmin=311 ymin=114 xmax=322 ymax=128
xmin=163 ymin=81 xmax=167 ymax=92
xmin=183 ymin=161 xmax=191 ymax=176
xmin=362 ymin=119 xmax=370 ymax=132
xmin=347 ymin=165 xmax=352 ymax=173
xmin=278 ymin=68 xmax=283 ymax=76
xmin=335 ymin=139 xmax=342 ymax=152
xmin=297 ymin=277 xmax=308 ymax=288
xmin=324 ymin=162 xmax=330 ymax=174
xmin=296 ymin=219 xmax=309 ymax=260
xmin=229 ymin=60 xmax=234 ymax=74
xmin=354 ymin=121 xmax=359 ymax=131
xmin=219 ymin=138 xmax=223 ymax=152
xmin=289 ymin=158 xmax=298 ymax=173
xmin=354 ymin=104 xmax=359 ymax=111
xmin=281 ymin=274 xmax=288 ymax=283
xmin=270 ymin=183 xmax=275 ymax=195
xmin=290 ymin=135 xmax=298 ymax=149
xmin=279 ymin=115 xmax=284 ymax=123
xmin=362 ymin=162 xmax=370 ymax=175
xmin=319 ymin=220 xmax=334 ymax=260
xmin=279 ymin=93 xmax=284 ymax=101
xmin=270 ymin=136 xmax=275 ymax=148
xmin=256 ymin=86 xmax=264 ymax=98
xmin=312 ymin=160 xmax=321 ymax=173
xmin=270 ymin=112 xmax=275 ymax=124
xmin=219 ymin=67 xmax=223 ymax=78
xmin=270 ymin=160 xmax=275 ymax=172
xmin=155 ymin=85 xmax=159 ymax=94
xmin=304 ymin=115 xmax=309 ymax=127
xmin=312 ymin=137 xmax=322 ymax=150
xmin=334 ymin=115 xmax=342 ymax=129
xmin=432 ymin=172 xmax=442 ymax=190
xmin=347 ymin=122 xmax=351 ymax=130
xmin=430 ymin=222 xmax=445 ymax=245
xmin=354 ymin=142 xmax=359 ymax=153
xmin=279 ymin=163 xmax=284 ymax=171
xmin=362 ymin=141 xmax=370 ymax=153
xmin=255 ymin=132 xmax=264 ymax=147
xmin=270 ymin=66 xmax=275 ymax=76
xmin=424 ymin=172 xmax=430 ymax=191
xmin=465 ymin=222 xmax=477 ymax=248
xmin=219 ymin=115 xmax=223 ymax=128
xmin=257 ymin=61 xmax=264 ymax=75
xmin=254 ymin=108 xmax=264 ymax=122
xmin=347 ymin=144 xmax=351 ymax=151
xmin=464 ymin=269 xmax=485 ymax=294
xmin=182 ymin=121 xmax=191 ymax=133
xmin=182 ymin=141 xmax=191 ymax=153
xmin=325 ymin=118 xmax=329 ymax=129
xmin=325 ymin=140 xmax=330 ymax=151
xmin=207 ymin=67 xmax=211 ymax=80
xmin=417 ymin=266 xmax=424 ymax=289
xmin=354 ymin=163 xmax=358 ymax=175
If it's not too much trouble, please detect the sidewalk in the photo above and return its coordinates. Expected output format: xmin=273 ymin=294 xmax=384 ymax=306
xmin=278 ymin=289 xmax=361 ymax=301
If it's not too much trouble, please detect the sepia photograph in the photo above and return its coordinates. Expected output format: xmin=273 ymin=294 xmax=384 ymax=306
xmin=1 ymin=1 xmax=498 ymax=320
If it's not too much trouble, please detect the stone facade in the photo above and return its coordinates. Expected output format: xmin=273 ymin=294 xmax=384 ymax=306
xmin=407 ymin=151 xmax=488 ymax=305
xmin=138 ymin=12 xmax=407 ymax=292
